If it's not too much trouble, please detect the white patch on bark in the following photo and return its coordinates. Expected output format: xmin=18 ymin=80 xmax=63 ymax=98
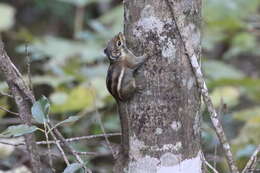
xmin=187 ymin=77 xmax=195 ymax=90
xmin=193 ymin=111 xmax=200 ymax=135
xmin=158 ymin=151 xmax=202 ymax=173
xmin=162 ymin=142 xmax=182 ymax=152
xmin=160 ymin=153 xmax=182 ymax=166
xmin=173 ymin=142 xmax=182 ymax=151
xmin=133 ymin=5 xmax=171 ymax=38
xmin=162 ymin=39 xmax=176 ymax=59
xmin=125 ymin=7 xmax=130 ymax=21
xmin=128 ymin=151 xmax=202 ymax=173
xmin=155 ymin=128 xmax=163 ymax=135
xmin=134 ymin=15 xmax=164 ymax=38
xmin=171 ymin=121 xmax=182 ymax=131
xmin=223 ymin=143 xmax=231 ymax=151
xmin=129 ymin=156 xmax=159 ymax=173
xmin=182 ymin=23 xmax=200 ymax=52
xmin=130 ymin=135 xmax=146 ymax=160
xmin=149 ymin=142 xmax=182 ymax=153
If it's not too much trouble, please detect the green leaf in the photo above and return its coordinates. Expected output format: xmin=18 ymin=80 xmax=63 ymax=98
xmin=224 ymin=32 xmax=259 ymax=59
xmin=17 ymin=36 xmax=104 ymax=63
xmin=210 ymin=86 xmax=240 ymax=107
xmin=207 ymin=78 xmax=260 ymax=102
xmin=0 ymin=3 xmax=15 ymax=31
xmin=59 ymin=116 xmax=81 ymax=125
xmin=31 ymin=75 xmax=75 ymax=87
xmin=50 ymin=92 xmax=68 ymax=105
xmin=236 ymin=145 xmax=256 ymax=158
xmin=202 ymin=60 xmax=244 ymax=80
xmin=0 ymin=125 xmax=37 ymax=137
xmin=51 ymin=86 xmax=95 ymax=113
xmin=98 ymin=5 xmax=123 ymax=36
xmin=31 ymin=96 xmax=50 ymax=124
xmin=63 ymin=163 xmax=83 ymax=173
xmin=233 ymin=107 xmax=260 ymax=123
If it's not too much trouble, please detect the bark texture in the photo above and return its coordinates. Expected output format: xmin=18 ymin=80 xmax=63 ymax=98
xmin=114 ymin=0 xmax=203 ymax=172
xmin=0 ymin=40 xmax=41 ymax=173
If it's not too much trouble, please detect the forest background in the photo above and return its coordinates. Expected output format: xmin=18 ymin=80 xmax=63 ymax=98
xmin=0 ymin=0 xmax=260 ymax=172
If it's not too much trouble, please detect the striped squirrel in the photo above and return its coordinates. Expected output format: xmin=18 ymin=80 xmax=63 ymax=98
xmin=104 ymin=32 xmax=148 ymax=160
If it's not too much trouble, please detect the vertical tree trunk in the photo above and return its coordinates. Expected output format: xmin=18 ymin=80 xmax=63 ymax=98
xmin=115 ymin=0 xmax=202 ymax=172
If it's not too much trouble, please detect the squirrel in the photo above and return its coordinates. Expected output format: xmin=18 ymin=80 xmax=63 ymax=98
xmin=104 ymin=32 xmax=148 ymax=102
xmin=104 ymin=32 xmax=148 ymax=161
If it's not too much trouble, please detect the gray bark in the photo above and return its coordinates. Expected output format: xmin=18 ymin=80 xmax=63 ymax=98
xmin=0 ymin=40 xmax=42 ymax=173
xmin=113 ymin=0 xmax=203 ymax=172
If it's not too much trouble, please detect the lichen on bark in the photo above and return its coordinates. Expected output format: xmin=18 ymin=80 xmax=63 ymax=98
xmin=114 ymin=0 xmax=202 ymax=172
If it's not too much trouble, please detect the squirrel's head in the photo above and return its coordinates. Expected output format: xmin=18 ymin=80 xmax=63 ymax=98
xmin=104 ymin=32 xmax=126 ymax=62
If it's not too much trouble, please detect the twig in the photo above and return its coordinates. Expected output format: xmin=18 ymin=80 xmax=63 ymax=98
xmin=90 ymin=85 xmax=116 ymax=159
xmin=0 ymin=118 xmax=58 ymax=125
xmin=202 ymin=153 xmax=219 ymax=173
xmin=52 ymin=126 xmax=92 ymax=173
xmin=25 ymin=43 xmax=33 ymax=92
xmin=0 ymin=91 xmax=13 ymax=98
xmin=214 ymin=144 xmax=217 ymax=170
xmin=48 ymin=125 xmax=70 ymax=166
xmin=164 ymin=1 xmax=239 ymax=173
xmin=74 ymin=5 xmax=85 ymax=39
xmin=0 ymin=133 xmax=121 ymax=146
xmin=74 ymin=151 xmax=105 ymax=156
xmin=44 ymin=123 xmax=55 ymax=172
xmin=205 ymin=160 xmax=219 ymax=173
xmin=0 ymin=105 xmax=19 ymax=115
xmin=242 ymin=144 xmax=260 ymax=173
xmin=0 ymin=39 xmax=41 ymax=172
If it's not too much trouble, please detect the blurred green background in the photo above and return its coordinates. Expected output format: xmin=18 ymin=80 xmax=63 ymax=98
xmin=0 ymin=0 xmax=260 ymax=172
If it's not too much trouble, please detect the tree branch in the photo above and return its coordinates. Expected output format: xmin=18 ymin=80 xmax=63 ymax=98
xmin=0 ymin=39 xmax=41 ymax=173
xmin=242 ymin=144 xmax=260 ymax=173
xmin=0 ymin=105 xmax=19 ymax=115
xmin=52 ymin=127 xmax=92 ymax=173
xmin=0 ymin=133 xmax=121 ymax=146
xmin=164 ymin=0 xmax=239 ymax=173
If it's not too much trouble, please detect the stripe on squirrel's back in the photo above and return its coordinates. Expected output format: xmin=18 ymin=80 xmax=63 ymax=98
xmin=106 ymin=64 xmax=122 ymax=101
xmin=117 ymin=67 xmax=125 ymax=101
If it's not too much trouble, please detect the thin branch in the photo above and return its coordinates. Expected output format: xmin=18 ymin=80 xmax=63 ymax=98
xmin=205 ymin=160 xmax=219 ymax=173
xmin=164 ymin=1 xmax=239 ymax=173
xmin=74 ymin=5 xmax=85 ymax=39
xmin=44 ymin=123 xmax=55 ymax=172
xmin=74 ymin=151 xmax=105 ymax=156
xmin=48 ymin=125 xmax=70 ymax=166
xmin=242 ymin=144 xmax=260 ymax=173
xmin=202 ymin=153 xmax=219 ymax=173
xmin=52 ymin=126 xmax=92 ymax=173
xmin=90 ymin=85 xmax=116 ymax=159
xmin=0 ymin=133 xmax=121 ymax=146
xmin=25 ymin=43 xmax=33 ymax=92
xmin=0 ymin=91 xmax=13 ymax=98
xmin=214 ymin=144 xmax=217 ymax=169
xmin=0 ymin=105 xmax=19 ymax=115
xmin=0 ymin=39 xmax=41 ymax=172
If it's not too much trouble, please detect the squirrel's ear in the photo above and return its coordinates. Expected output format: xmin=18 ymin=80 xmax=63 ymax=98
xmin=118 ymin=32 xmax=126 ymax=44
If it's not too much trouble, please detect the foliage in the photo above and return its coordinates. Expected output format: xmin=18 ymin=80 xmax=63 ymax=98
xmin=63 ymin=163 xmax=84 ymax=173
xmin=31 ymin=96 xmax=50 ymax=124
xmin=0 ymin=3 xmax=15 ymax=31
xmin=0 ymin=125 xmax=38 ymax=137
xmin=0 ymin=0 xmax=259 ymax=172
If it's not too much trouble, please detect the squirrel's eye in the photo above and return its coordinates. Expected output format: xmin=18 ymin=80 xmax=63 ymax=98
xmin=117 ymin=40 xmax=122 ymax=47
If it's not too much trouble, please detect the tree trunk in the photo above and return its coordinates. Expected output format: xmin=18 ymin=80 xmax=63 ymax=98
xmin=114 ymin=0 xmax=203 ymax=172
